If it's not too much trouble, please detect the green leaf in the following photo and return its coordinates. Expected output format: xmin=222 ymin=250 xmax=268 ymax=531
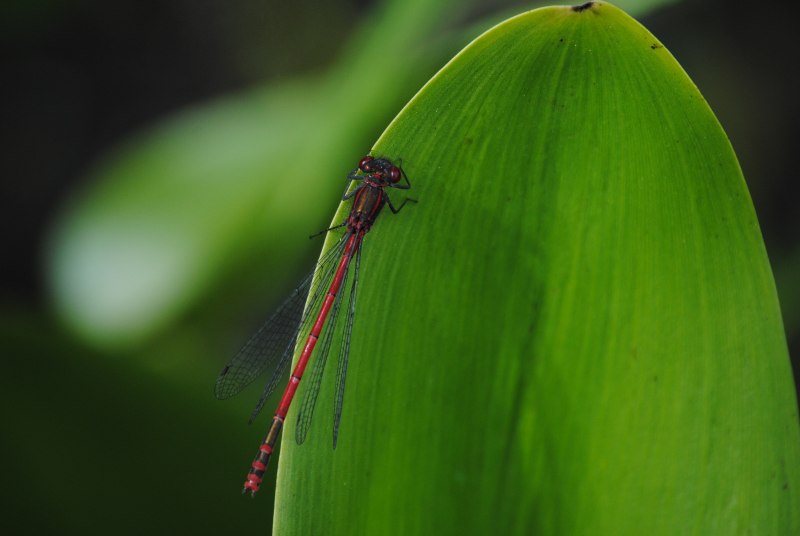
xmin=275 ymin=2 xmax=800 ymax=535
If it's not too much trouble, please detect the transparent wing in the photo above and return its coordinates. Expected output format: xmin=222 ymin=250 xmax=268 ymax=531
xmin=214 ymin=233 xmax=349 ymax=411
xmin=333 ymin=240 xmax=361 ymax=448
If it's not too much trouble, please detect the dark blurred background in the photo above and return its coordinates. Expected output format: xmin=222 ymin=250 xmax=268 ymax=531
xmin=1 ymin=0 xmax=797 ymax=533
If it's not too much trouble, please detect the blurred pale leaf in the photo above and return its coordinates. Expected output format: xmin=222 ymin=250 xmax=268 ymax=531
xmin=46 ymin=0 xmax=465 ymax=347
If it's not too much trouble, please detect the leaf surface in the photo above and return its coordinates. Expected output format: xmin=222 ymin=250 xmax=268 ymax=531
xmin=274 ymin=3 xmax=800 ymax=534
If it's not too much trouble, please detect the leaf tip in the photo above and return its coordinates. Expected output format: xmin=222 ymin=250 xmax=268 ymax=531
xmin=571 ymin=1 xmax=597 ymax=12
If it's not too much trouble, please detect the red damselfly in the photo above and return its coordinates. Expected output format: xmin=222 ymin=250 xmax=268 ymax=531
xmin=215 ymin=155 xmax=416 ymax=496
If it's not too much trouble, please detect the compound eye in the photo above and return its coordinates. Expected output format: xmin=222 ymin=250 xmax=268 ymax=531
xmin=359 ymin=156 xmax=374 ymax=172
xmin=389 ymin=166 xmax=401 ymax=183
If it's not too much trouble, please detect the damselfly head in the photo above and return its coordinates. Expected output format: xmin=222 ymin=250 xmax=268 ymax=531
xmin=358 ymin=155 xmax=375 ymax=173
xmin=358 ymin=156 xmax=403 ymax=185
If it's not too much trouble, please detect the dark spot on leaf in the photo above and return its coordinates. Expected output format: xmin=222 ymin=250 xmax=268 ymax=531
xmin=559 ymin=37 xmax=564 ymax=43
xmin=651 ymin=43 xmax=663 ymax=50
xmin=463 ymin=137 xmax=473 ymax=145
xmin=572 ymin=2 xmax=595 ymax=12
xmin=784 ymin=482 xmax=789 ymax=490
